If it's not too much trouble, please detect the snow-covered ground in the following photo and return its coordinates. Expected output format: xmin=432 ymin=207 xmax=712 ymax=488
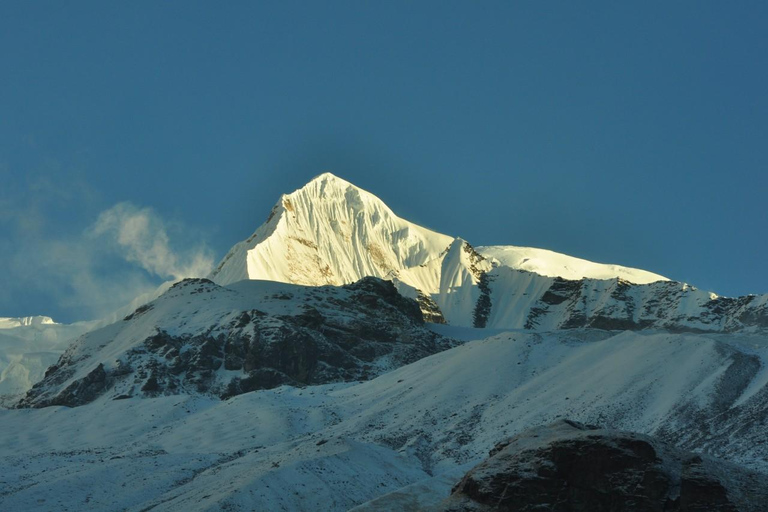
xmin=17 ymin=277 xmax=450 ymax=409
xmin=2 ymin=327 xmax=767 ymax=511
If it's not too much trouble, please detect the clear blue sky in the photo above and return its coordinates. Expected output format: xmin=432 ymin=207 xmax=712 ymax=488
xmin=2 ymin=2 xmax=767 ymax=322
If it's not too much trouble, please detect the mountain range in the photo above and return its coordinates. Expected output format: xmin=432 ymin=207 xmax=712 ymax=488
xmin=1 ymin=173 xmax=767 ymax=511
xmin=211 ymin=173 xmax=767 ymax=332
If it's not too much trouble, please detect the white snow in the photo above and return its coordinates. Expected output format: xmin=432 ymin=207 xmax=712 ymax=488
xmin=211 ymin=173 xmax=454 ymax=288
xmin=0 ymin=280 xmax=181 ymax=399
xmin=0 ymin=316 xmax=57 ymax=329
xmin=2 ymin=328 xmax=767 ymax=510
xmin=18 ymin=277 xmax=443 ymax=403
xmin=1 ymin=173 xmax=766 ymax=510
xmin=477 ymin=245 xmax=669 ymax=284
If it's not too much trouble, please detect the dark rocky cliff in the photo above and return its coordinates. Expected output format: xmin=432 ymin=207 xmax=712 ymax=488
xmin=439 ymin=420 xmax=768 ymax=511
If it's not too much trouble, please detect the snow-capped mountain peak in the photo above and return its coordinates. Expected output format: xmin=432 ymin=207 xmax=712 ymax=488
xmin=208 ymin=174 xmax=683 ymax=327
xmin=0 ymin=316 xmax=57 ymax=329
xmin=209 ymin=172 xmax=454 ymax=288
xmin=204 ymin=173 xmax=768 ymax=331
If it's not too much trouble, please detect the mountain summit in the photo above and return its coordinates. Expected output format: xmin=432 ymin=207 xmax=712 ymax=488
xmin=210 ymin=173 xmax=666 ymax=288
xmin=210 ymin=172 xmax=454 ymax=287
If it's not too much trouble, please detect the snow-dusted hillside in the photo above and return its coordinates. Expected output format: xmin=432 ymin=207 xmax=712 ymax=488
xmin=22 ymin=268 xmax=766 ymax=410
xmin=0 ymin=282 xmax=176 ymax=400
xmin=18 ymin=277 xmax=452 ymax=408
xmin=480 ymin=268 xmax=768 ymax=331
xmin=3 ymin=327 xmax=768 ymax=510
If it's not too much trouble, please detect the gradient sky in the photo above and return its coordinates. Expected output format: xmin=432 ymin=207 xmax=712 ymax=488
xmin=2 ymin=2 xmax=767 ymax=323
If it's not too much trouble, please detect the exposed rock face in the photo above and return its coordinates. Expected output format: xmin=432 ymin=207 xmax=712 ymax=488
xmin=472 ymin=272 xmax=492 ymax=328
xmin=17 ymin=277 xmax=454 ymax=408
xmin=416 ymin=292 xmax=447 ymax=325
xmin=439 ymin=420 xmax=768 ymax=512
xmin=492 ymin=270 xmax=768 ymax=333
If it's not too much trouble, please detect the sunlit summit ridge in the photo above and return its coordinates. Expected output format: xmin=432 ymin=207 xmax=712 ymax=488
xmin=211 ymin=173 xmax=668 ymax=288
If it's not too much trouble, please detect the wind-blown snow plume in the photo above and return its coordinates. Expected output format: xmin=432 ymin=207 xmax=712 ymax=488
xmin=89 ymin=202 xmax=214 ymax=281
xmin=0 ymin=181 xmax=214 ymax=322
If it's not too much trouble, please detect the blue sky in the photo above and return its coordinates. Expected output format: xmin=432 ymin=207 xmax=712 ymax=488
xmin=1 ymin=2 xmax=767 ymax=322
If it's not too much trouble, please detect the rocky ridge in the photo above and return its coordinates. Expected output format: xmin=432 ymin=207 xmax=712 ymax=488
xmin=480 ymin=269 xmax=768 ymax=332
xmin=17 ymin=277 xmax=452 ymax=408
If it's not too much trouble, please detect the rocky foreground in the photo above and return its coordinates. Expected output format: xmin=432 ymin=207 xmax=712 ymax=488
xmin=438 ymin=420 xmax=768 ymax=511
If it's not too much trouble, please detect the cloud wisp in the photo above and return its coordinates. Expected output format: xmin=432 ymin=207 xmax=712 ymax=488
xmin=88 ymin=202 xmax=214 ymax=281
xmin=1 ymin=193 xmax=215 ymax=323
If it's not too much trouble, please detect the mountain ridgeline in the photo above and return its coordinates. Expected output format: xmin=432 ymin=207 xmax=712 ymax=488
xmin=15 ymin=174 xmax=768 ymax=409
xmin=209 ymin=173 xmax=768 ymax=334
xmin=6 ymin=173 xmax=768 ymax=511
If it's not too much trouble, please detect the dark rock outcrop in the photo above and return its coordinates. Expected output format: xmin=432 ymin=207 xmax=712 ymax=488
xmin=439 ymin=420 xmax=768 ymax=511
xmin=417 ymin=291 xmax=447 ymax=325
xmin=472 ymin=272 xmax=492 ymax=329
xmin=45 ymin=363 xmax=108 ymax=408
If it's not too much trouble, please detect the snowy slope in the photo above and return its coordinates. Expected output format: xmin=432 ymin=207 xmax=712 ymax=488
xmin=396 ymin=238 xmax=493 ymax=327
xmin=481 ymin=267 xmax=768 ymax=331
xmin=24 ymin=266 xmax=766 ymax=410
xmin=0 ymin=281 xmax=176 ymax=400
xmin=2 ymin=328 xmax=768 ymax=511
xmin=18 ymin=277 xmax=452 ymax=408
xmin=210 ymin=173 xmax=454 ymax=287
xmin=477 ymin=245 xmax=668 ymax=284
